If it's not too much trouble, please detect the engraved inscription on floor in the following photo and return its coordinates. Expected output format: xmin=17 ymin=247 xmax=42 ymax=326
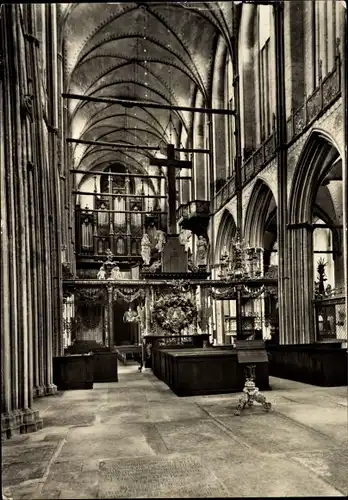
xmin=2 ymin=367 xmax=347 ymax=499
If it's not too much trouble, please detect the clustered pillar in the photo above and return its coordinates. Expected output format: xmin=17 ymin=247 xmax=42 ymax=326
xmin=288 ymin=225 xmax=315 ymax=344
xmin=1 ymin=5 xmax=63 ymax=439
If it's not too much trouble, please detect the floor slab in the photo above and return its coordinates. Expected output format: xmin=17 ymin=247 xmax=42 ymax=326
xmin=216 ymin=412 xmax=338 ymax=453
xmin=2 ymin=364 xmax=347 ymax=499
xmin=97 ymin=455 xmax=229 ymax=498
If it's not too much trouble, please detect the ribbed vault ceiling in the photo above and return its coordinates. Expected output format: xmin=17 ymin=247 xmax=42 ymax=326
xmin=60 ymin=2 xmax=233 ymax=179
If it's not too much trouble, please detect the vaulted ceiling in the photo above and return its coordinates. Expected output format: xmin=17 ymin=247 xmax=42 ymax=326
xmin=59 ymin=2 xmax=234 ymax=179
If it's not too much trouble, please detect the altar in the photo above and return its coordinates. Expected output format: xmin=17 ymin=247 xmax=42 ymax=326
xmin=61 ymin=145 xmax=275 ymax=391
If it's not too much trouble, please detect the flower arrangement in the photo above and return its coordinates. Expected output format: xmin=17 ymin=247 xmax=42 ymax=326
xmin=151 ymin=293 xmax=198 ymax=334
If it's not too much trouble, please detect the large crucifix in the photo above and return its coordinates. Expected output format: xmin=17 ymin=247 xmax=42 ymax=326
xmin=150 ymin=144 xmax=192 ymax=234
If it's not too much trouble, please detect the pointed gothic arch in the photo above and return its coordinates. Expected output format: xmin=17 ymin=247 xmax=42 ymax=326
xmin=215 ymin=209 xmax=237 ymax=264
xmin=287 ymin=130 xmax=343 ymax=343
xmin=289 ymin=130 xmax=341 ymax=224
xmin=243 ymin=179 xmax=277 ymax=251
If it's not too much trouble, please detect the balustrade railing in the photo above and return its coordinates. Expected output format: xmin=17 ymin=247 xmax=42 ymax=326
xmin=176 ymin=200 xmax=210 ymax=221
xmin=287 ymin=58 xmax=341 ymax=143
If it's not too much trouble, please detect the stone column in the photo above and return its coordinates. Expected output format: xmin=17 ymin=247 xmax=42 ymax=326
xmin=1 ymin=69 xmax=13 ymax=426
xmin=31 ymin=6 xmax=56 ymax=395
xmin=288 ymin=225 xmax=315 ymax=344
xmin=104 ymin=303 xmax=109 ymax=346
xmin=342 ymin=7 xmax=348 ymax=338
xmin=145 ymin=287 xmax=152 ymax=336
xmin=216 ymin=301 xmax=225 ymax=344
xmin=31 ymin=127 xmax=46 ymax=397
xmin=107 ymin=285 xmax=114 ymax=350
xmin=274 ymin=1 xmax=291 ymax=345
xmin=1 ymin=5 xmax=43 ymax=438
xmin=11 ymin=5 xmax=32 ymax=426
xmin=47 ymin=4 xmax=63 ymax=357
xmin=27 ymin=162 xmax=42 ymax=396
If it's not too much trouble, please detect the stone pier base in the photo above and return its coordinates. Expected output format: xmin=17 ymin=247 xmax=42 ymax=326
xmin=45 ymin=383 xmax=58 ymax=396
xmin=1 ymin=409 xmax=43 ymax=440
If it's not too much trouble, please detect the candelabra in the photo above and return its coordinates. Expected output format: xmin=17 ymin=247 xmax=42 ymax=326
xmin=216 ymin=233 xmax=274 ymax=416
xmin=234 ymin=364 xmax=272 ymax=416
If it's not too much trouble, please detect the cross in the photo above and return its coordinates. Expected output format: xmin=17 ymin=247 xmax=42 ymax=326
xmin=150 ymin=144 xmax=192 ymax=234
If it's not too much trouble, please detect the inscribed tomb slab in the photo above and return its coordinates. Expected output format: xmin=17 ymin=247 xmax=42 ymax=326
xmin=98 ymin=455 xmax=229 ymax=498
xmin=155 ymin=419 xmax=238 ymax=451
xmin=275 ymin=391 xmax=348 ymax=408
xmin=42 ymin=400 xmax=99 ymax=428
xmin=98 ymin=404 xmax=149 ymax=424
xmin=192 ymin=446 xmax=344 ymax=497
xmin=2 ymin=442 xmax=57 ymax=465
xmin=145 ymin=401 xmax=208 ymax=422
xmin=41 ymin=470 xmax=99 ymax=500
xmin=141 ymin=424 xmax=170 ymax=454
xmin=274 ymin=404 xmax=348 ymax=444
xmin=59 ymin=423 xmax=156 ymax=460
xmin=2 ymin=461 xmax=47 ymax=486
xmin=288 ymin=449 xmax=348 ymax=495
xmin=2 ymin=483 xmax=45 ymax=500
xmin=217 ymin=413 xmax=338 ymax=453
xmin=43 ymin=412 xmax=96 ymax=427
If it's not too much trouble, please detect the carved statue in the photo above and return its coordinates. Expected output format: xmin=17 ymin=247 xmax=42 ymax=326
xmin=141 ymin=234 xmax=151 ymax=265
xmin=147 ymin=221 xmax=158 ymax=248
xmin=137 ymin=305 xmax=146 ymax=330
xmin=97 ymin=265 xmax=106 ymax=280
xmin=196 ymin=235 xmax=208 ymax=266
xmin=147 ymin=259 xmax=162 ymax=273
xmin=179 ymin=229 xmax=192 ymax=253
xmin=105 ymin=248 xmax=115 ymax=262
xmin=147 ymin=221 xmax=166 ymax=253
xmin=155 ymin=230 xmax=166 ymax=253
xmin=123 ymin=306 xmax=138 ymax=323
xmin=109 ymin=265 xmax=121 ymax=280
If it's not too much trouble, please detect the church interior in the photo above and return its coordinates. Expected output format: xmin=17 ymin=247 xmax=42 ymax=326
xmin=1 ymin=1 xmax=348 ymax=498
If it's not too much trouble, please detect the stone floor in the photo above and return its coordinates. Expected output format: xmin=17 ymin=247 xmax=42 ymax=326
xmin=2 ymin=364 xmax=348 ymax=499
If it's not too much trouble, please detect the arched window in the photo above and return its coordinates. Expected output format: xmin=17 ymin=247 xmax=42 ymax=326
xmin=269 ymin=240 xmax=278 ymax=267
xmin=257 ymin=5 xmax=273 ymax=141
xmin=313 ymin=219 xmax=335 ymax=288
xmin=224 ymin=55 xmax=234 ymax=179
xmin=311 ymin=0 xmax=338 ymax=90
